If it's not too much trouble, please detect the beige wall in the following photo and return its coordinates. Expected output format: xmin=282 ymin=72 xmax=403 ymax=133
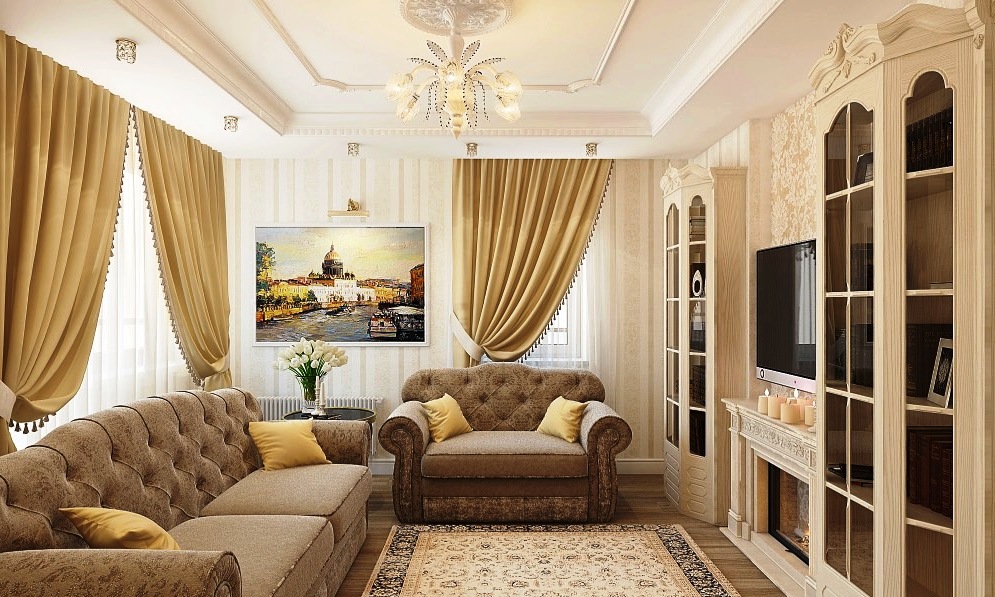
xmin=224 ymin=157 xmax=672 ymax=467
xmin=225 ymin=158 xmax=453 ymax=464
xmin=603 ymin=159 xmax=670 ymax=465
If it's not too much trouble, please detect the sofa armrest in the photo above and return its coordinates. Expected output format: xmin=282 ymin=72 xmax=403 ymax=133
xmin=312 ymin=419 xmax=370 ymax=466
xmin=377 ymin=401 xmax=430 ymax=522
xmin=0 ymin=549 xmax=240 ymax=597
xmin=579 ymin=401 xmax=633 ymax=522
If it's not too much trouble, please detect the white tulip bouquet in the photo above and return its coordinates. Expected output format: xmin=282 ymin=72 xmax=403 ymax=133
xmin=274 ymin=338 xmax=348 ymax=407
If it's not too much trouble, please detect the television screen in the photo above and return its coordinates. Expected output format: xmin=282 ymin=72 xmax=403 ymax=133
xmin=756 ymin=240 xmax=817 ymax=392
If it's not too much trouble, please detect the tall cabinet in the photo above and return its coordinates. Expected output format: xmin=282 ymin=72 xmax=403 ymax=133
xmin=661 ymin=164 xmax=748 ymax=525
xmin=810 ymin=5 xmax=995 ymax=596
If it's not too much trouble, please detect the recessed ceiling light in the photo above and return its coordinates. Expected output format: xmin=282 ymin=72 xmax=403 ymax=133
xmin=223 ymin=115 xmax=239 ymax=132
xmin=466 ymin=142 xmax=478 ymax=157
xmin=586 ymin=142 xmax=598 ymax=157
xmin=347 ymin=142 xmax=360 ymax=157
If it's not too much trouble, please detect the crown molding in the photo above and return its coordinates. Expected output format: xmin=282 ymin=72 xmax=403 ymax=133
xmin=113 ymin=0 xmax=292 ymax=133
xmin=642 ymin=0 xmax=785 ymax=136
xmin=249 ymin=0 xmax=636 ymax=94
xmin=285 ymin=111 xmax=650 ymax=137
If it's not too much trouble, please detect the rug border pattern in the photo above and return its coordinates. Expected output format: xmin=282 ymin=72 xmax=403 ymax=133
xmin=362 ymin=523 xmax=742 ymax=597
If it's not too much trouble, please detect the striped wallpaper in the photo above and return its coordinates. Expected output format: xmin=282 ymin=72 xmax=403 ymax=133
xmin=223 ymin=118 xmax=796 ymax=469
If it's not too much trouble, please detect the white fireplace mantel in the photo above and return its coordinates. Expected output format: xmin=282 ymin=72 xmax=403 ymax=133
xmin=721 ymin=397 xmax=817 ymax=597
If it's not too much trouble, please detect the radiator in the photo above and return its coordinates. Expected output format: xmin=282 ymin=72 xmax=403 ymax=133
xmin=256 ymin=395 xmax=384 ymax=421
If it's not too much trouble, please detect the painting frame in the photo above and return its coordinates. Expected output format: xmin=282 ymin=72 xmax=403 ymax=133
xmin=253 ymin=223 xmax=429 ymax=347
xmin=927 ymin=338 xmax=953 ymax=408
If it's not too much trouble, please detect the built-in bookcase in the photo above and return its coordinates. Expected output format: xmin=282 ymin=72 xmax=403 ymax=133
xmin=661 ymin=164 xmax=746 ymax=525
xmin=810 ymin=5 xmax=993 ymax=596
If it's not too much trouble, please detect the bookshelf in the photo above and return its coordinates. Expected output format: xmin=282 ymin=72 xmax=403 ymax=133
xmin=809 ymin=4 xmax=994 ymax=596
xmin=660 ymin=164 xmax=747 ymax=524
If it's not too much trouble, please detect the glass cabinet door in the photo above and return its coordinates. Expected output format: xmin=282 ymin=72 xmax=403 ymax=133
xmin=687 ymin=196 xmax=706 ymax=458
xmin=665 ymin=204 xmax=680 ymax=449
xmin=822 ymin=102 xmax=875 ymax=595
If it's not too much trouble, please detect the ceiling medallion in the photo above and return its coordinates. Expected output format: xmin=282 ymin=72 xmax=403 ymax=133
xmin=387 ymin=1 xmax=522 ymax=139
xmin=115 ymin=38 xmax=137 ymax=64
xmin=400 ymin=0 xmax=511 ymax=36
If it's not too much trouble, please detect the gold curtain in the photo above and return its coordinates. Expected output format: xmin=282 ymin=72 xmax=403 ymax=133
xmin=452 ymin=158 xmax=613 ymax=367
xmin=0 ymin=33 xmax=130 ymax=454
xmin=135 ymin=110 xmax=232 ymax=390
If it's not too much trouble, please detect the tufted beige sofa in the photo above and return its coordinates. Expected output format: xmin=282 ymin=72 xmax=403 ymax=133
xmin=0 ymin=388 xmax=372 ymax=597
xmin=379 ymin=363 xmax=632 ymax=523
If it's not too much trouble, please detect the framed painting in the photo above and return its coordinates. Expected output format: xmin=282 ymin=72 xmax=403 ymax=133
xmin=254 ymin=224 xmax=427 ymax=346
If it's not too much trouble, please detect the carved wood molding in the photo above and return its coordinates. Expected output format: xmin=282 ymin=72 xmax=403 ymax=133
xmin=738 ymin=413 xmax=816 ymax=469
xmin=809 ymin=23 xmax=879 ymax=94
xmin=659 ymin=163 xmax=712 ymax=196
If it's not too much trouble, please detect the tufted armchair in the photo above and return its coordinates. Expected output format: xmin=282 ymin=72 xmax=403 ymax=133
xmin=0 ymin=388 xmax=372 ymax=597
xmin=379 ymin=363 xmax=632 ymax=523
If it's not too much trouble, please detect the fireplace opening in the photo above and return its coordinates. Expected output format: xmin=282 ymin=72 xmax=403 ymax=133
xmin=768 ymin=462 xmax=810 ymax=564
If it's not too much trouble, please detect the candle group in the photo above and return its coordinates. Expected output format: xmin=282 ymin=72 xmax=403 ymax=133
xmin=756 ymin=390 xmax=814 ymax=426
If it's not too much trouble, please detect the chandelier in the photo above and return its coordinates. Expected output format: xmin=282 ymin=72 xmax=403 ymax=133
xmin=386 ymin=22 xmax=522 ymax=138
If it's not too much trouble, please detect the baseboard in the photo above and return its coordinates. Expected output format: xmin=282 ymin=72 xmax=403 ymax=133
xmin=369 ymin=458 xmax=665 ymax=476
xmin=370 ymin=458 xmax=394 ymax=476
xmin=617 ymin=458 xmax=665 ymax=474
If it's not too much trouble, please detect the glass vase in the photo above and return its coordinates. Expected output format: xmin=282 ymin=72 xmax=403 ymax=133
xmin=300 ymin=380 xmax=318 ymax=413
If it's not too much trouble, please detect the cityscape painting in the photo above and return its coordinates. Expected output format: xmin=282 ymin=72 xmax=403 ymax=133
xmin=254 ymin=224 xmax=427 ymax=345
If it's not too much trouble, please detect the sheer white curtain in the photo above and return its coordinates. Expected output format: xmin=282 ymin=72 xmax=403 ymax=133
xmin=14 ymin=118 xmax=191 ymax=449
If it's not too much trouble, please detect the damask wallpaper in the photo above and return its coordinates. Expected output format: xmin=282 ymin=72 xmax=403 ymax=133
xmin=770 ymin=92 xmax=819 ymax=245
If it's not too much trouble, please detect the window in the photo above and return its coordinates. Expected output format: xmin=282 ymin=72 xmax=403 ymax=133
xmin=13 ymin=120 xmax=190 ymax=449
xmin=520 ymin=257 xmax=591 ymax=369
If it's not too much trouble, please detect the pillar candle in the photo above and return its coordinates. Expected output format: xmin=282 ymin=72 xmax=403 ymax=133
xmin=780 ymin=404 xmax=802 ymax=424
xmin=768 ymin=396 xmax=786 ymax=418
xmin=805 ymin=405 xmax=816 ymax=426
xmin=757 ymin=389 xmax=770 ymax=414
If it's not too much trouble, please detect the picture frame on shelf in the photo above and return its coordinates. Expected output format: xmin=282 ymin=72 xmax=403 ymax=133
xmin=927 ymin=338 xmax=953 ymax=407
xmin=853 ymin=151 xmax=874 ymax=186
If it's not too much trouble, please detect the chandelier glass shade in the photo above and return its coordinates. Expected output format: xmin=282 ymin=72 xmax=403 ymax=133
xmin=386 ymin=33 xmax=522 ymax=139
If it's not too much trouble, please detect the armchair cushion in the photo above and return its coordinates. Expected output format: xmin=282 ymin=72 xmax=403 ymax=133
xmin=169 ymin=515 xmax=333 ymax=597
xmin=200 ymin=464 xmax=371 ymax=542
xmin=421 ymin=393 xmax=473 ymax=442
xmin=536 ymin=396 xmax=587 ymax=442
xmin=422 ymin=431 xmax=587 ymax=478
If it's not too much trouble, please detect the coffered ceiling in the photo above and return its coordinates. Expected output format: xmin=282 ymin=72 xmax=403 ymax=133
xmin=1 ymin=0 xmax=937 ymax=158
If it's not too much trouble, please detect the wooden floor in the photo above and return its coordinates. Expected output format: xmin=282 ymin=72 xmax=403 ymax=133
xmin=336 ymin=474 xmax=784 ymax=596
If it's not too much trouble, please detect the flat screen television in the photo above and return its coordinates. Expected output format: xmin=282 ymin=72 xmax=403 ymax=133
xmin=756 ymin=239 xmax=817 ymax=393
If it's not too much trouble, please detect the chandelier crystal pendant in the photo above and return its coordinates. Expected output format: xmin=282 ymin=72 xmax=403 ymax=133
xmin=386 ymin=27 xmax=522 ymax=139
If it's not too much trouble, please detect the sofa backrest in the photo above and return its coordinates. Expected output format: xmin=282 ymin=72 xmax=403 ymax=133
xmin=401 ymin=363 xmax=605 ymax=431
xmin=0 ymin=388 xmax=260 ymax=552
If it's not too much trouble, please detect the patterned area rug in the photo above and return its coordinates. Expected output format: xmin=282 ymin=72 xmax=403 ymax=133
xmin=363 ymin=524 xmax=742 ymax=597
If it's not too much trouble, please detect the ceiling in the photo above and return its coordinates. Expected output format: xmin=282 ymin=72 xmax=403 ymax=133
xmin=0 ymin=0 xmax=945 ymax=159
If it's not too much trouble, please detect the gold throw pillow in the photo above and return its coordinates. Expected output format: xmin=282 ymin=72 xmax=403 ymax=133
xmin=536 ymin=396 xmax=588 ymax=443
xmin=421 ymin=393 xmax=473 ymax=442
xmin=248 ymin=420 xmax=330 ymax=471
xmin=60 ymin=507 xmax=181 ymax=550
